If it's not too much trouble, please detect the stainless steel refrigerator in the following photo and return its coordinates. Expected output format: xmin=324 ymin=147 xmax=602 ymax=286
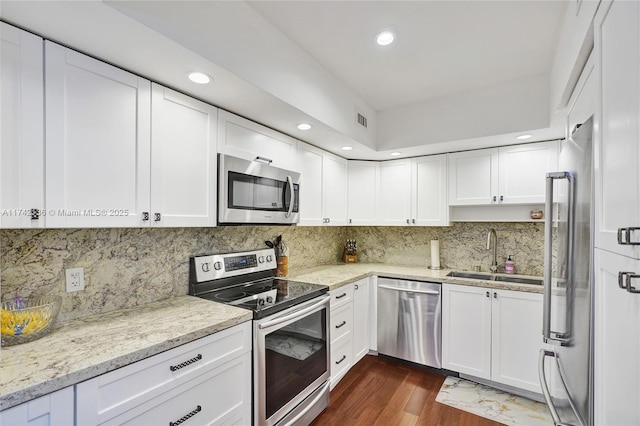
xmin=539 ymin=116 xmax=594 ymax=426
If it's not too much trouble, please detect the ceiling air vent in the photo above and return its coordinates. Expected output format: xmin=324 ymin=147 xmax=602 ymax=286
xmin=356 ymin=113 xmax=368 ymax=129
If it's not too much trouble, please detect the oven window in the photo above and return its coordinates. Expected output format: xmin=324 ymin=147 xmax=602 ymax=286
xmin=228 ymin=172 xmax=298 ymax=212
xmin=265 ymin=309 xmax=327 ymax=420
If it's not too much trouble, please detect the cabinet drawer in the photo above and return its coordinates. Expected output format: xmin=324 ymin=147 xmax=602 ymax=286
xmin=103 ymin=352 xmax=251 ymax=426
xmin=330 ymin=303 xmax=353 ymax=344
xmin=330 ymin=334 xmax=353 ymax=389
xmin=330 ymin=284 xmax=354 ymax=309
xmin=77 ymin=322 xmax=251 ymax=424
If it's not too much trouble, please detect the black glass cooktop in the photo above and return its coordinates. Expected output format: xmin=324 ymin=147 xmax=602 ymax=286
xmin=198 ymin=277 xmax=328 ymax=319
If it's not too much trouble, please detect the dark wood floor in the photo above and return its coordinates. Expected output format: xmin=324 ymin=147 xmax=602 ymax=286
xmin=311 ymin=355 xmax=503 ymax=426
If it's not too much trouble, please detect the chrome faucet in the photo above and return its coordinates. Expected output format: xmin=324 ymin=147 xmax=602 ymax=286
xmin=487 ymin=229 xmax=498 ymax=273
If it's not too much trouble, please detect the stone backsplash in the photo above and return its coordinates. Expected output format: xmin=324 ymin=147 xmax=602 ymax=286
xmin=1 ymin=222 xmax=546 ymax=321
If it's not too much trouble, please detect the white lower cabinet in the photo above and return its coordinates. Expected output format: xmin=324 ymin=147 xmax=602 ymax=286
xmin=0 ymin=386 xmax=74 ymax=426
xmin=77 ymin=322 xmax=252 ymax=425
xmin=442 ymin=283 xmax=543 ymax=393
xmin=329 ymin=284 xmax=354 ymax=390
xmin=352 ymin=278 xmax=370 ymax=362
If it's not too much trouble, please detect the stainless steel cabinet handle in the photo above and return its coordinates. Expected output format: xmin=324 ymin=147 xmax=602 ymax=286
xmin=406 ymin=219 xmax=410 ymax=224
xmin=169 ymin=354 xmax=202 ymax=371
xmin=543 ymin=171 xmax=573 ymax=346
xmin=500 ymin=195 xmax=504 ymax=202
xmin=169 ymin=405 xmax=201 ymax=426
xmin=618 ymin=272 xmax=640 ymax=294
xmin=255 ymin=156 xmax=273 ymax=164
xmin=492 ymin=196 xmax=497 ymax=202
xmin=154 ymin=212 xmax=161 ymax=222
xmin=142 ymin=212 xmax=149 ymax=221
xmin=335 ymin=355 xmax=347 ymax=365
xmin=493 ymin=292 xmax=497 ymax=298
xmin=335 ymin=292 xmax=347 ymax=299
xmin=285 ymin=175 xmax=294 ymax=218
xmin=327 ymin=218 xmax=330 ymax=224
xmin=355 ymin=284 xmax=359 ymax=290
xmin=335 ymin=320 xmax=347 ymax=329
xmin=378 ymin=284 xmax=439 ymax=295
xmin=412 ymin=219 xmax=416 ymax=224
xmin=349 ymin=219 xmax=352 ymax=224
xmin=619 ymin=272 xmax=633 ymax=289
xmin=486 ymin=291 xmax=490 ymax=298
xmin=617 ymin=227 xmax=640 ymax=245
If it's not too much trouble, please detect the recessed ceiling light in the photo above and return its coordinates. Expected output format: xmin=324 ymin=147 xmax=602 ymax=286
xmin=390 ymin=152 xmax=402 ymax=156
xmin=516 ymin=134 xmax=533 ymax=140
xmin=187 ymin=72 xmax=212 ymax=84
xmin=341 ymin=146 xmax=353 ymax=151
xmin=376 ymin=31 xmax=395 ymax=46
xmin=297 ymin=123 xmax=312 ymax=131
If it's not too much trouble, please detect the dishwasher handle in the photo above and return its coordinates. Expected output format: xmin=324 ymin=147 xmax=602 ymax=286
xmin=378 ymin=284 xmax=440 ymax=295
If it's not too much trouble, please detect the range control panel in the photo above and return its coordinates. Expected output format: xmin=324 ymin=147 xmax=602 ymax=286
xmin=193 ymin=248 xmax=277 ymax=282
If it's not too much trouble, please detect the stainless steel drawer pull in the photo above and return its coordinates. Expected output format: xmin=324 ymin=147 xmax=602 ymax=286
xmin=169 ymin=354 xmax=202 ymax=371
xmin=335 ymin=293 xmax=347 ymax=299
xmin=617 ymin=227 xmax=640 ymax=245
xmin=335 ymin=355 xmax=347 ymax=365
xmin=624 ymin=273 xmax=640 ymax=294
xmin=335 ymin=320 xmax=347 ymax=329
xmin=169 ymin=405 xmax=201 ymax=426
xmin=618 ymin=272 xmax=633 ymax=289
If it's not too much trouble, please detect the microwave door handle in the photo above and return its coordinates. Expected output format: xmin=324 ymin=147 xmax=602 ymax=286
xmin=285 ymin=175 xmax=294 ymax=218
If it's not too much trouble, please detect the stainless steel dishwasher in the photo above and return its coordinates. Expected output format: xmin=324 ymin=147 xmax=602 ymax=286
xmin=377 ymin=277 xmax=442 ymax=368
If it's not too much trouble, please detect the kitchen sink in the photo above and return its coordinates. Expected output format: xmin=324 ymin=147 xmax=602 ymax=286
xmin=494 ymin=276 xmax=543 ymax=285
xmin=446 ymin=271 xmax=493 ymax=280
xmin=446 ymin=271 xmax=543 ymax=285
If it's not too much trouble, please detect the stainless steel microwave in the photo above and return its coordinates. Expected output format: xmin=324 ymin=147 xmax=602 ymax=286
xmin=218 ymin=154 xmax=300 ymax=225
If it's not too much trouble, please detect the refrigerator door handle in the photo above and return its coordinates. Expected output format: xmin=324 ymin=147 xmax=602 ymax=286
xmin=543 ymin=172 xmax=573 ymax=346
xmin=538 ymin=350 xmax=575 ymax=426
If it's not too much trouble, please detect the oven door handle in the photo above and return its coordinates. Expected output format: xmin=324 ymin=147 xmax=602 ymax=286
xmin=258 ymin=296 xmax=329 ymax=331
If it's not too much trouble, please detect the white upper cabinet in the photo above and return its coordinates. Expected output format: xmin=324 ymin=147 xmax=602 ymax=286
xmin=217 ymin=110 xmax=298 ymax=171
xmin=45 ymin=41 xmax=151 ymax=228
xmin=378 ymin=159 xmax=413 ymax=225
xmin=0 ymin=23 xmax=44 ymax=228
xmin=595 ymin=0 xmax=640 ymax=259
xmin=297 ymin=142 xmax=347 ymax=226
xmin=347 ymin=161 xmax=379 ymax=225
xmin=449 ymin=142 xmax=558 ymax=206
xmin=150 ymin=84 xmax=217 ymax=227
xmin=378 ymin=154 xmax=449 ymax=226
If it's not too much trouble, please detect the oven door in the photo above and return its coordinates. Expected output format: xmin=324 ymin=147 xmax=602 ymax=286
xmin=219 ymin=154 xmax=300 ymax=225
xmin=254 ymin=295 xmax=330 ymax=426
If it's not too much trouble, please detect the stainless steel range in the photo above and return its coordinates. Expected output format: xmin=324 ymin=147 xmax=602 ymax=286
xmin=189 ymin=248 xmax=330 ymax=426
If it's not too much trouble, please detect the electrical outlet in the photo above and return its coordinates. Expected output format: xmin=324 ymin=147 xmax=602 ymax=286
xmin=65 ymin=267 xmax=85 ymax=292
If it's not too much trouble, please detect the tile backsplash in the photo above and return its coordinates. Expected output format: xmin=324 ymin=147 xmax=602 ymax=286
xmin=1 ymin=222 xmax=545 ymax=321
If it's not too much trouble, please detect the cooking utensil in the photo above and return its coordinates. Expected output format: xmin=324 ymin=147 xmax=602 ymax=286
xmin=265 ymin=241 xmax=274 ymax=248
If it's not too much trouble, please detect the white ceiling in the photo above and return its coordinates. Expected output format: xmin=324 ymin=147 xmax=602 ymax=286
xmin=0 ymin=1 xmax=569 ymax=160
xmin=247 ymin=1 xmax=567 ymax=112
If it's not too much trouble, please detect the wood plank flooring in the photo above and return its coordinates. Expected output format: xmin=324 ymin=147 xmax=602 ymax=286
xmin=311 ymin=355 xmax=503 ymax=426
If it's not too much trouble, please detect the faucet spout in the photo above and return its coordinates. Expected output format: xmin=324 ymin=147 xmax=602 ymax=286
xmin=487 ymin=229 xmax=498 ymax=273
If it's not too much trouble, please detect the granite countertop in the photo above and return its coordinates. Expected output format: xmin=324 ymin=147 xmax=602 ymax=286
xmin=0 ymin=295 xmax=251 ymax=411
xmin=287 ymin=263 xmax=544 ymax=294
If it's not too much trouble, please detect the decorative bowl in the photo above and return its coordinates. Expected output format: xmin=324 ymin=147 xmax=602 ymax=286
xmin=1 ymin=296 xmax=61 ymax=346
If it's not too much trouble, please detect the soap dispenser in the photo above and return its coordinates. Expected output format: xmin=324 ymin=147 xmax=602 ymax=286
xmin=505 ymin=255 xmax=515 ymax=274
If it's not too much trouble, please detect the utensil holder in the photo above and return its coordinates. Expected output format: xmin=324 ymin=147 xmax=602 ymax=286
xmin=276 ymin=256 xmax=288 ymax=277
xmin=343 ymin=253 xmax=357 ymax=263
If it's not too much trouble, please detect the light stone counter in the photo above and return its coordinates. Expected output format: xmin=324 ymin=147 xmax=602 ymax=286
xmin=287 ymin=263 xmax=544 ymax=294
xmin=0 ymin=295 xmax=251 ymax=411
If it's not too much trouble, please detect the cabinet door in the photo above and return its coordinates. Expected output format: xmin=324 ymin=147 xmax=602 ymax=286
xmin=0 ymin=386 xmax=74 ymax=426
xmin=594 ymin=248 xmax=640 ymax=426
xmin=150 ymin=84 xmax=217 ymax=227
xmin=595 ymin=0 xmax=640 ymax=259
xmin=498 ymin=141 xmax=559 ymax=204
xmin=0 ymin=23 xmax=44 ymax=228
xmin=378 ymin=159 xmax=412 ymax=225
xmin=45 ymin=41 xmax=151 ymax=227
xmin=322 ymin=152 xmax=348 ymax=226
xmin=448 ymin=148 xmax=498 ymax=205
xmin=352 ymin=278 xmax=370 ymax=362
xmin=347 ymin=161 xmax=379 ymax=225
xmin=296 ymin=142 xmax=324 ymax=226
xmin=217 ymin=109 xmax=298 ymax=171
xmin=490 ymin=289 xmax=543 ymax=393
xmin=442 ymin=283 xmax=491 ymax=379
xmin=413 ymin=154 xmax=449 ymax=226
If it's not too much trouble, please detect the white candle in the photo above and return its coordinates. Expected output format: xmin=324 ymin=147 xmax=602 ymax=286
xmin=430 ymin=239 xmax=441 ymax=269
